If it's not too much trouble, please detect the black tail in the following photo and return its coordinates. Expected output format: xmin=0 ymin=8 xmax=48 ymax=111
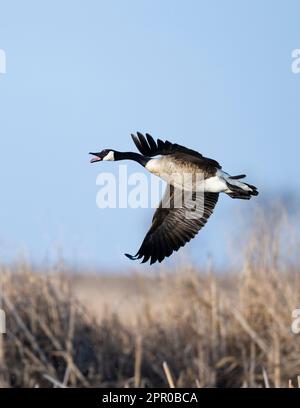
xmin=229 ymin=174 xmax=246 ymax=180
xmin=227 ymin=192 xmax=252 ymax=200
xmin=226 ymin=181 xmax=259 ymax=200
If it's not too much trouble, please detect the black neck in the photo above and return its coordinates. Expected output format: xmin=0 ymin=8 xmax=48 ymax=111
xmin=114 ymin=151 xmax=150 ymax=167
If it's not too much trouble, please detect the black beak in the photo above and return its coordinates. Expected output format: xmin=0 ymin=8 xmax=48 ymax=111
xmin=89 ymin=152 xmax=103 ymax=163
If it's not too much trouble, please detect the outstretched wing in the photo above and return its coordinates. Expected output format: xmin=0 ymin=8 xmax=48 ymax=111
xmin=125 ymin=186 xmax=219 ymax=265
xmin=131 ymin=132 xmax=221 ymax=169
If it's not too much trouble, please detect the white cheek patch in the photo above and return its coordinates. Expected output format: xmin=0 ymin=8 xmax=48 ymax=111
xmin=103 ymin=151 xmax=114 ymax=161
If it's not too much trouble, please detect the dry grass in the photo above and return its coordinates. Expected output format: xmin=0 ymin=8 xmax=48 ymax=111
xmin=0 ymin=205 xmax=299 ymax=388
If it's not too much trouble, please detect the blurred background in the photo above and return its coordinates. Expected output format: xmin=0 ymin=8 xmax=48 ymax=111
xmin=0 ymin=0 xmax=299 ymax=271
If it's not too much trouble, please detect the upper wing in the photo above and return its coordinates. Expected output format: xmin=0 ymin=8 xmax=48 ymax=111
xmin=131 ymin=132 xmax=221 ymax=169
xmin=125 ymin=186 xmax=219 ymax=265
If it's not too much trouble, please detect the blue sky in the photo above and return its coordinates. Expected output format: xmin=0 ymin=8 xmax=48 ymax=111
xmin=0 ymin=0 xmax=298 ymax=270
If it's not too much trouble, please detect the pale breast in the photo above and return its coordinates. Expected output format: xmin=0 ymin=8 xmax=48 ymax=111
xmin=146 ymin=156 xmax=197 ymax=174
xmin=145 ymin=158 xmax=165 ymax=175
xmin=145 ymin=156 xmax=210 ymax=190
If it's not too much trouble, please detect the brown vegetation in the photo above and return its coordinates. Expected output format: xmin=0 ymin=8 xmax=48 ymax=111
xmin=0 ymin=206 xmax=299 ymax=388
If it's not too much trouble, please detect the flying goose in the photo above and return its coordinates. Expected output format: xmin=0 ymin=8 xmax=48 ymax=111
xmin=90 ymin=133 xmax=258 ymax=264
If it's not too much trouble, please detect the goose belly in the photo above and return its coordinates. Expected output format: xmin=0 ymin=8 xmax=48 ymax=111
xmin=146 ymin=158 xmax=223 ymax=191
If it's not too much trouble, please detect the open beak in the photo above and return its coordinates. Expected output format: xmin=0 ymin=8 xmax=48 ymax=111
xmin=89 ymin=152 xmax=103 ymax=163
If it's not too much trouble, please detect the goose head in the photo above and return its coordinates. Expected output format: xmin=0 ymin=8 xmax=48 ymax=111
xmin=89 ymin=149 xmax=115 ymax=163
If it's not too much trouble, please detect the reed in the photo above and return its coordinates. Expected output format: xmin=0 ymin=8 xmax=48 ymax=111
xmin=0 ymin=205 xmax=299 ymax=388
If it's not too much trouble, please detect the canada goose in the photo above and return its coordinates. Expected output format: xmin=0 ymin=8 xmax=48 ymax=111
xmin=90 ymin=132 xmax=258 ymax=264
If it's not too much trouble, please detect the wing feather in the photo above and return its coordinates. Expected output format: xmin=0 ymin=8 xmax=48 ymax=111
xmin=131 ymin=132 xmax=221 ymax=169
xmin=125 ymin=186 xmax=219 ymax=264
